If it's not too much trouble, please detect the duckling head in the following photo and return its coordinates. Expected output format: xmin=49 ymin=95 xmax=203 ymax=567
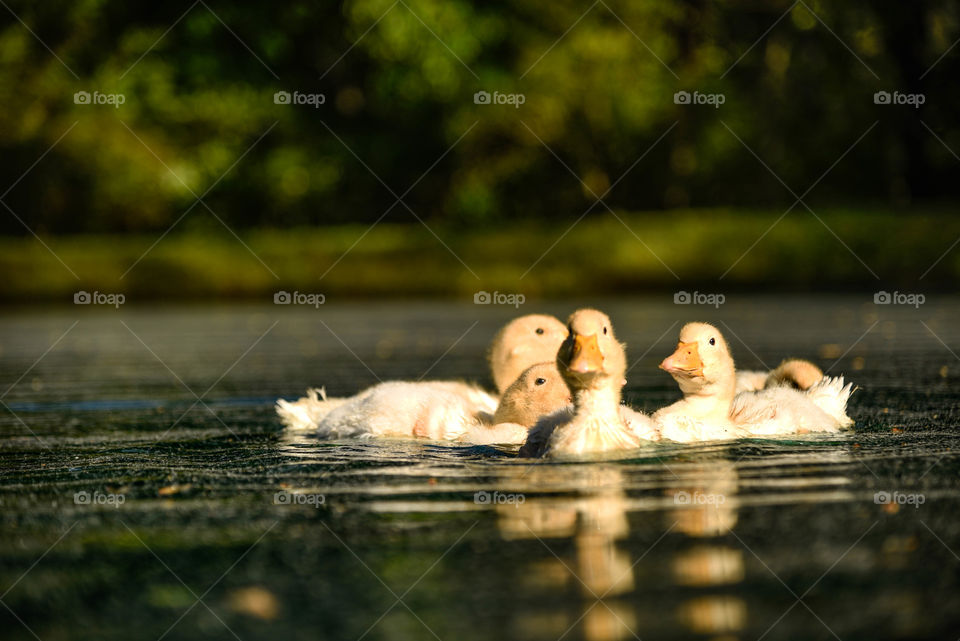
xmin=557 ymin=309 xmax=627 ymax=392
xmin=660 ymin=322 xmax=736 ymax=396
xmin=489 ymin=314 xmax=567 ymax=394
xmin=493 ymin=362 xmax=572 ymax=427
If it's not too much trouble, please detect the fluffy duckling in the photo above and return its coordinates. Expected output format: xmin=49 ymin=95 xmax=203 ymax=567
xmin=735 ymin=359 xmax=824 ymax=393
xmin=655 ymin=323 xmax=852 ymax=441
xmin=315 ymin=362 xmax=571 ymax=445
xmin=520 ymin=309 xmax=656 ymax=457
xmin=654 ymin=323 xmax=745 ymax=442
xmin=488 ymin=314 xmax=568 ymax=394
xmin=765 ymin=358 xmax=824 ymax=390
xmin=493 ymin=362 xmax=572 ymax=427
xmin=276 ymin=382 xmax=497 ymax=432
xmin=277 ymin=314 xmax=567 ymax=431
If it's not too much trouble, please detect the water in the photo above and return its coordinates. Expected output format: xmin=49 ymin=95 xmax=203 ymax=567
xmin=1 ymin=297 xmax=958 ymax=640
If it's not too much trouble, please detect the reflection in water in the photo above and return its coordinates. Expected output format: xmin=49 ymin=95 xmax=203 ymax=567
xmin=495 ymin=458 xmax=747 ymax=641
xmin=496 ymin=465 xmax=636 ymax=640
xmin=274 ymin=424 xmax=866 ymax=640
xmin=668 ymin=461 xmax=746 ymax=637
xmin=678 ymin=596 xmax=747 ymax=635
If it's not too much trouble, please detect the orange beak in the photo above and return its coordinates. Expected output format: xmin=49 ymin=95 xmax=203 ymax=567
xmin=565 ymin=333 xmax=604 ymax=374
xmin=660 ymin=341 xmax=704 ymax=377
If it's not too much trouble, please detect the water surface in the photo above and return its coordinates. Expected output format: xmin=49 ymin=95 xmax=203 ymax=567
xmin=1 ymin=297 xmax=958 ymax=640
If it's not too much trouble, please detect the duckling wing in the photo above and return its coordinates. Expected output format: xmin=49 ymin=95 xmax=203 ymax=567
xmin=731 ymin=384 xmax=850 ymax=435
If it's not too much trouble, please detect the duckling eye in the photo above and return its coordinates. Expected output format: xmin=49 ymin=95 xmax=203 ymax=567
xmin=535 ymin=377 xmax=546 ymax=385
xmin=709 ymin=337 xmax=716 ymax=346
xmin=535 ymin=327 xmax=544 ymax=335
xmin=603 ymin=327 xmax=608 ymax=335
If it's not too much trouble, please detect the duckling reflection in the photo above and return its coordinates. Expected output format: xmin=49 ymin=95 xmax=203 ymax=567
xmin=495 ymin=464 xmax=638 ymax=641
xmin=668 ymin=458 xmax=740 ymax=538
xmin=667 ymin=457 xmax=747 ymax=636
xmin=496 ymin=465 xmax=632 ymax=595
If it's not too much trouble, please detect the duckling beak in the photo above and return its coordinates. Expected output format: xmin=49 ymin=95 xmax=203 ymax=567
xmin=565 ymin=333 xmax=604 ymax=374
xmin=660 ymin=341 xmax=704 ymax=377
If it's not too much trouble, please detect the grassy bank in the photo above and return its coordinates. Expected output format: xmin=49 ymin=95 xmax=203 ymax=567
xmin=0 ymin=208 xmax=951 ymax=302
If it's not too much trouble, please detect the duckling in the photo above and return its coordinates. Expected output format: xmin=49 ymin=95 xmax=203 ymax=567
xmin=736 ymin=359 xmax=824 ymax=393
xmin=277 ymin=314 xmax=567 ymax=431
xmin=315 ymin=362 xmax=571 ymax=444
xmin=493 ymin=362 xmax=572 ymax=427
xmin=276 ymin=381 xmax=498 ymax=433
xmin=655 ymin=324 xmax=745 ymax=442
xmin=656 ymin=323 xmax=853 ymax=441
xmin=488 ymin=314 xmax=568 ymax=394
xmin=520 ymin=309 xmax=656 ymax=457
xmin=765 ymin=358 xmax=824 ymax=390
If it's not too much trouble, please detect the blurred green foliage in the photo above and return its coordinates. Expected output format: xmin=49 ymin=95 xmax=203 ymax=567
xmin=0 ymin=0 xmax=958 ymax=236
xmin=1 ymin=209 xmax=957 ymax=301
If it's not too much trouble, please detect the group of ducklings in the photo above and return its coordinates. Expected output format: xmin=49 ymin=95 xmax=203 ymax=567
xmin=277 ymin=310 xmax=854 ymax=458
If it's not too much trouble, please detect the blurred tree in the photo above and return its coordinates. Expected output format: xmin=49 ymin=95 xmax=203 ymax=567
xmin=0 ymin=0 xmax=957 ymax=234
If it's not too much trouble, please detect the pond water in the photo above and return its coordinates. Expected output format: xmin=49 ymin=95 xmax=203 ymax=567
xmin=1 ymin=297 xmax=958 ymax=641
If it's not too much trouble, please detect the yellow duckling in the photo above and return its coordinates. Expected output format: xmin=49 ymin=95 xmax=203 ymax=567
xmin=315 ymin=362 xmax=570 ymax=444
xmin=655 ymin=323 xmax=853 ymax=442
xmin=521 ymin=309 xmax=656 ymax=457
xmin=277 ymin=313 xmax=567 ymax=431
